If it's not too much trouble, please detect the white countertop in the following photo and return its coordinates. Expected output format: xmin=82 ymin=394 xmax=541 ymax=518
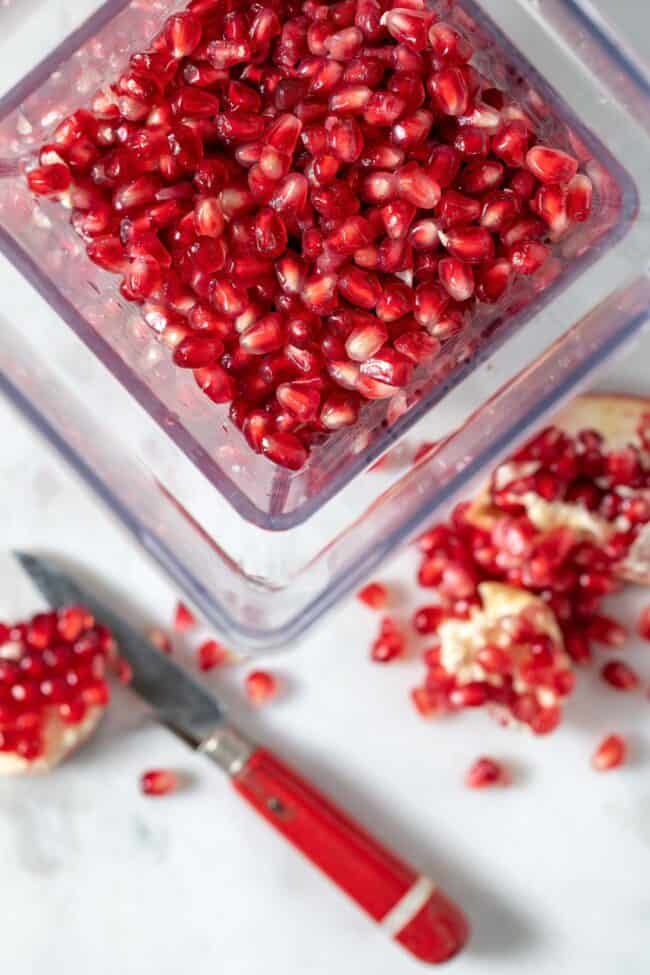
xmin=1 ymin=1 xmax=650 ymax=973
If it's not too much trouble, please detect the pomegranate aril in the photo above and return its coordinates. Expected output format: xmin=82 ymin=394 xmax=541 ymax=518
xmin=491 ymin=121 xmax=529 ymax=168
xmin=391 ymin=109 xmax=434 ymax=150
xmin=197 ymin=639 xmax=229 ymax=671
xmin=438 ymin=256 xmax=474 ymax=301
xmin=476 ymin=259 xmax=511 ymax=303
xmin=440 ymin=227 xmax=495 ymax=264
xmin=587 ymin=615 xmax=627 ymax=648
xmin=364 ymin=91 xmax=406 ymax=127
xmin=412 ymin=605 xmax=446 ymax=635
xmin=245 ymin=669 xmax=278 ymax=704
xmin=345 ymin=319 xmax=388 ymax=360
xmin=396 ymin=163 xmax=440 ymax=209
xmin=429 ymin=67 xmax=470 ymax=117
xmin=592 ymin=734 xmax=626 ymax=772
xmin=465 ymin=757 xmax=508 ymax=789
xmin=27 ymin=163 xmax=71 ymax=196
xmin=165 ymin=12 xmax=202 ymax=58
xmin=357 ymin=582 xmax=389 ymax=609
xmin=261 ymin=431 xmax=308 ymax=470
xmin=508 ymin=240 xmax=549 ymax=275
xmin=438 ymin=190 xmax=481 ymax=229
xmin=639 ymin=607 xmax=650 ymax=642
xmin=381 ymin=9 xmax=432 ymax=51
xmin=325 ymin=26 xmax=364 ymax=60
xmin=566 ymin=174 xmax=593 ymax=222
xmin=140 ymin=768 xmax=178 ymax=796
xmin=601 ymin=660 xmax=640 ymax=691
xmin=526 ymin=146 xmax=579 ymax=185
xmin=277 ymin=381 xmax=321 ymax=421
xmin=174 ymin=601 xmax=196 ymax=632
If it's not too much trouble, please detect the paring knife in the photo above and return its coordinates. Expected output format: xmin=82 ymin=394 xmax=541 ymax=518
xmin=16 ymin=552 xmax=469 ymax=965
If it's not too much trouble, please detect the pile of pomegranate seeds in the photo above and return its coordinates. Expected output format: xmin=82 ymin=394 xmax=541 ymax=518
xmin=26 ymin=0 xmax=592 ymax=470
xmin=464 ymin=756 xmax=509 ymax=788
xmin=140 ymin=767 xmax=178 ymax=795
xmin=0 ymin=607 xmax=115 ymax=768
xmin=245 ymin=668 xmax=279 ymax=703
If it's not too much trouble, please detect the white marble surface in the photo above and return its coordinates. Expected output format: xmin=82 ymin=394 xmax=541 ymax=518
xmin=1 ymin=2 xmax=650 ymax=973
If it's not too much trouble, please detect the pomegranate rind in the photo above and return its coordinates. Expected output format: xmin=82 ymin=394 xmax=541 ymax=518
xmin=0 ymin=706 xmax=104 ymax=775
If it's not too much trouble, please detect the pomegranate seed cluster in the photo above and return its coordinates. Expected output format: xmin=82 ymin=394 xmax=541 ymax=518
xmin=26 ymin=0 xmax=592 ymax=470
xmin=357 ymin=412 xmax=650 ymax=736
xmin=0 ymin=607 xmax=116 ymax=765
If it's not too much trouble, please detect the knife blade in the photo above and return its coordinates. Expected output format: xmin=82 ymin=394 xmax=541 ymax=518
xmin=15 ymin=552 xmax=469 ymax=965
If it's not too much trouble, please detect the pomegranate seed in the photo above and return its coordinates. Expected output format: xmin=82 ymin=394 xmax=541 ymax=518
xmin=440 ymin=227 xmax=495 ymax=264
xmin=508 ymin=240 xmax=549 ymax=275
xmin=245 ymin=669 xmax=278 ymax=704
xmin=429 ymin=22 xmax=473 ymax=63
xmin=639 ymin=607 xmax=650 ymax=642
xmin=438 ymin=190 xmax=481 ymax=229
xmin=587 ymin=615 xmax=627 ymax=648
xmin=261 ymin=431 xmax=308 ymax=470
xmin=438 ymin=256 xmax=474 ymax=301
xmin=412 ymin=605 xmax=446 ymax=634
xmin=371 ymin=616 xmax=405 ymax=662
xmin=174 ymin=601 xmax=196 ymax=632
xmin=364 ymin=91 xmax=406 ymax=127
xmin=450 ymin=683 xmax=488 ymax=708
xmin=381 ymin=200 xmax=416 ymax=240
xmin=357 ymin=582 xmax=389 ymax=609
xmin=197 ymin=639 xmax=229 ymax=671
xmin=591 ymin=734 xmax=627 ymax=771
xmin=429 ymin=67 xmax=470 ymax=116
xmin=382 ymin=9 xmax=432 ymax=51
xmin=601 ymin=660 xmax=640 ymax=691
xmin=147 ymin=627 xmax=172 ymax=654
xmin=465 ymin=757 xmax=508 ymax=789
xmin=396 ymin=162 xmax=440 ymax=209
xmin=492 ymin=121 xmax=529 ymax=167
xmin=27 ymin=163 xmax=71 ymax=195
xmin=325 ymin=26 xmax=364 ymax=60
xmin=165 ymin=12 xmax=202 ymax=58
xmin=140 ymin=768 xmax=178 ymax=796
xmin=526 ymin=146 xmax=579 ymax=185
xmin=566 ymin=174 xmax=593 ymax=222
xmin=277 ymin=381 xmax=321 ymax=421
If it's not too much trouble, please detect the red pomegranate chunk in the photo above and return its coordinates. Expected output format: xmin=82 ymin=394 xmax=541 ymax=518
xmin=591 ymin=734 xmax=627 ymax=771
xmin=197 ymin=639 xmax=229 ymax=671
xmin=357 ymin=581 xmax=389 ymax=610
xmin=601 ymin=660 xmax=640 ymax=692
xmin=27 ymin=2 xmax=591 ymax=471
xmin=173 ymin=601 xmax=196 ymax=632
xmin=245 ymin=669 xmax=278 ymax=704
xmin=465 ymin=757 xmax=509 ymax=789
xmin=0 ymin=607 xmax=115 ymax=770
xmin=140 ymin=768 xmax=178 ymax=796
xmin=639 ymin=606 xmax=650 ymax=641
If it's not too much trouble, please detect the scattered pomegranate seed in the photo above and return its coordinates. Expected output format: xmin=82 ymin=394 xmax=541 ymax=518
xmin=115 ymin=657 xmax=133 ymax=685
xmin=197 ymin=639 xmax=229 ymax=671
xmin=371 ymin=616 xmax=405 ymax=662
xmin=147 ymin=627 xmax=172 ymax=654
xmin=638 ymin=606 xmax=650 ymax=641
xmin=27 ymin=1 xmax=591 ymax=471
xmin=357 ymin=582 xmax=389 ymax=610
xmin=173 ymin=601 xmax=196 ymax=632
xmin=465 ymin=757 xmax=509 ymax=789
xmin=140 ymin=768 xmax=178 ymax=796
xmin=601 ymin=660 xmax=640 ymax=691
xmin=245 ymin=669 xmax=278 ymax=705
xmin=591 ymin=734 xmax=627 ymax=772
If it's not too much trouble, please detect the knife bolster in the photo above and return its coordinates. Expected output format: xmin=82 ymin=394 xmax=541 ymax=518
xmin=199 ymin=724 xmax=255 ymax=776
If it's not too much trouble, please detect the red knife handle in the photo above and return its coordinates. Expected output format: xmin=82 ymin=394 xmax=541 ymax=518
xmin=232 ymin=747 xmax=469 ymax=964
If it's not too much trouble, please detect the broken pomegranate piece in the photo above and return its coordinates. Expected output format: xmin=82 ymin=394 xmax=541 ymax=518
xmin=416 ymin=582 xmax=572 ymax=734
xmin=26 ymin=1 xmax=595 ymax=471
xmin=0 ymin=608 xmax=114 ymax=773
